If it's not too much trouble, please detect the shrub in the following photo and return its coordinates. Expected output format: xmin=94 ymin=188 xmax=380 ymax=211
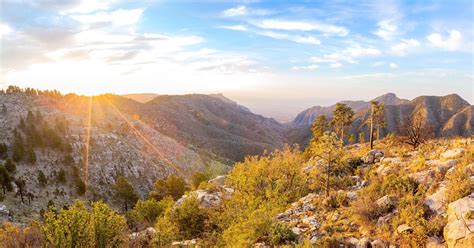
xmin=149 ymin=175 xmax=188 ymax=201
xmin=129 ymin=197 xmax=173 ymax=228
xmin=170 ymin=196 xmax=208 ymax=240
xmin=152 ymin=216 xmax=179 ymax=246
xmin=91 ymin=201 xmax=127 ymax=248
xmin=37 ymin=170 xmax=47 ymax=187
xmin=444 ymin=164 xmax=473 ymax=204
xmin=269 ymin=222 xmax=297 ymax=245
xmin=191 ymin=172 xmax=209 ymax=189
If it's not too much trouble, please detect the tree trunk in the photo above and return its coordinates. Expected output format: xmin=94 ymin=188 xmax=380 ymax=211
xmin=340 ymin=123 xmax=344 ymax=144
xmin=326 ymin=161 xmax=331 ymax=197
xmin=377 ymin=127 xmax=380 ymax=140
xmin=369 ymin=107 xmax=375 ymax=150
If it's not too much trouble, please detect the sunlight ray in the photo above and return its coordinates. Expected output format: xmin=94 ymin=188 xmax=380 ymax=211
xmin=103 ymin=96 xmax=184 ymax=174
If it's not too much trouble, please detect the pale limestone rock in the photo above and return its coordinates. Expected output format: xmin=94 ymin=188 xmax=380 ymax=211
xmin=444 ymin=193 xmax=474 ymax=247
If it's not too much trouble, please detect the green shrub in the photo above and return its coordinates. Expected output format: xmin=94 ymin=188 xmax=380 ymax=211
xmin=269 ymin=222 xmax=297 ymax=245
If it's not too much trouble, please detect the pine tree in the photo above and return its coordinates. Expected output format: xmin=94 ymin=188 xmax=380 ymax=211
xmin=310 ymin=115 xmax=330 ymax=145
xmin=27 ymin=146 xmax=36 ymax=164
xmin=5 ymin=158 xmax=16 ymax=173
xmin=0 ymin=142 xmax=7 ymax=158
xmin=1 ymin=104 xmax=6 ymax=114
xmin=331 ymin=103 xmax=354 ymax=143
xmin=310 ymin=132 xmax=344 ymax=197
xmin=0 ymin=166 xmax=12 ymax=194
xmin=114 ymin=176 xmax=138 ymax=211
xmin=38 ymin=170 xmax=48 ymax=187
xmin=14 ymin=178 xmax=26 ymax=204
xmin=12 ymin=132 xmax=25 ymax=162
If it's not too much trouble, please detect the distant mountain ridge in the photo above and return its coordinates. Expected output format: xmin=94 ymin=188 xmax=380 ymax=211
xmin=289 ymin=93 xmax=472 ymax=146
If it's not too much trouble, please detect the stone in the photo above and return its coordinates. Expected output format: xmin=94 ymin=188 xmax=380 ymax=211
xmin=444 ymin=193 xmax=474 ymax=247
xmin=441 ymin=148 xmax=465 ymax=159
xmin=347 ymin=191 xmax=358 ymax=200
xmin=362 ymin=150 xmax=384 ymax=164
xmin=208 ymin=175 xmax=226 ymax=186
xmin=310 ymin=236 xmax=318 ymax=244
xmin=426 ymin=236 xmax=447 ymax=248
xmin=291 ymin=227 xmax=302 ymax=236
xmin=346 ymin=237 xmax=359 ymax=246
xmin=425 ymin=182 xmax=448 ymax=214
xmin=377 ymin=213 xmax=393 ymax=227
xmin=376 ymin=195 xmax=394 ymax=210
xmin=357 ymin=237 xmax=371 ymax=248
xmin=397 ymin=224 xmax=413 ymax=234
xmin=409 ymin=169 xmax=436 ymax=185
xmin=0 ymin=205 xmax=9 ymax=216
xmin=371 ymin=239 xmax=386 ymax=248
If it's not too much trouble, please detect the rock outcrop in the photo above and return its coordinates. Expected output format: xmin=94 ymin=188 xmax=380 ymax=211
xmin=444 ymin=193 xmax=474 ymax=247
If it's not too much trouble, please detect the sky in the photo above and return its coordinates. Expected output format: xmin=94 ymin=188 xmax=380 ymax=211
xmin=0 ymin=0 xmax=473 ymax=121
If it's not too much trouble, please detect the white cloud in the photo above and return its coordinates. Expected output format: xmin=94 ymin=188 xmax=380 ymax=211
xmin=0 ymin=23 xmax=12 ymax=36
xmin=258 ymin=31 xmax=320 ymax=45
xmin=63 ymin=0 xmax=116 ymax=14
xmin=71 ymin=8 xmax=144 ymax=26
xmin=390 ymin=39 xmax=420 ymax=56
xmin=427 ymin=30 xmax=462 ymax=51
xmin=374 ymin=19 xmax=399 ymax=40
xmin=252 ymin=19 xmax=348 ymax=36
xmin=330 ymin=63 xmax=343 ymax=68
xmin=389 ymin=63 xmax=398 ymax=69
xmin=221 ymin=6 xmax=247 ymax=17
xmin=220 ymin=25 xmax=248 ymax=31
xmin=293 ymin=36 xmax=321 ymax=45
xmin=310 ymin=46 xmax=381 ymax=67
xmin=291 ymin=64 xmax=319 ymax=70
xmin=221 ymin=5 xmax=273 ymax=18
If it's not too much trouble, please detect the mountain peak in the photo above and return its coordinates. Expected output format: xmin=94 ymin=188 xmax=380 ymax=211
xmin=372 ymin=93 xmax=408 ymax=105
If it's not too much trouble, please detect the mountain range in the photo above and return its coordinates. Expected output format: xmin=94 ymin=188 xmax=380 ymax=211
xmin=0 ymin=90 xmax=471 ymax=219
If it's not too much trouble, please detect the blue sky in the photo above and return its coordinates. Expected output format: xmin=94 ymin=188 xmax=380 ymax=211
xmin=0 ymin=0 xmax=472 ymax=120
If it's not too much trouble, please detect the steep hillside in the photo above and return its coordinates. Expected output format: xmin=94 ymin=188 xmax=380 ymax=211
xmin=0 ymin=92 xmax=228 ymax=220
xmin=289 ymin=93 xmax=472 ymax=146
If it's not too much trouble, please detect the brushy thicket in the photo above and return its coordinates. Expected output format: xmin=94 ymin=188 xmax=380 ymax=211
xmin=0 ymin=136 xmax=472 ymax=247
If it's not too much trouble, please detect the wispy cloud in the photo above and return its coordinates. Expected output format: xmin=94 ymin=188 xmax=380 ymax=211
xmin=291 ymin=64 xmax=319 ymax=70
xmin=312 ymin=46 xmax=381 ymax=65
xmin=390 ymin=39 xmax=420 ymax=56
xmin=71 ymin=8 xmax=144 ymax=26
xmin=219 ymin=25 xmax=248 ymax=31
xmin=258 ymin=31 xmax=320 ymax=45
xmin=251 ymin=19 xmax=348 ymax=36
xmin=221 ymin=5 xmax=273 ymax=18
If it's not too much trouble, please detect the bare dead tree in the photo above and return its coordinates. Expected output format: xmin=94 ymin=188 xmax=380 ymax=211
xmin=396 ymin=115 xmax=434 ymax=149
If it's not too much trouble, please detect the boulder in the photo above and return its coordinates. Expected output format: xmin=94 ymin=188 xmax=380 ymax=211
xmin=208 ymin=175 xmax=226 ymax=186
xmin=426 ymin=236 xmax=447 ymax=248
xmin=371 ymin=239 xmax=386 ymax=248
xmin=444 ymin=193 xmax=474 ymax=247
xmin=0 ymin=205 xmax=9 ymax=216
xmin=376 ymin=195 xmax=395 ymax=211
xmin=357 ymin=237 xmax=371 ymax=248
xmin=409 ymin=169 xmax=436 ymax=185
xmin=425 ymin=182 xmax=448 ymax=214
xmin=441 ymin=149 xmax=465 ymax=159
xmin=362 ymin=150 xmax=384 ymax=164
xmin=397 ymin=224 xmax=413 ymax=234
